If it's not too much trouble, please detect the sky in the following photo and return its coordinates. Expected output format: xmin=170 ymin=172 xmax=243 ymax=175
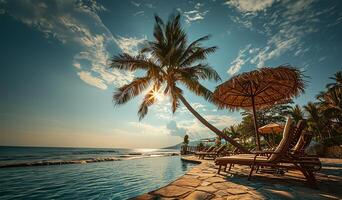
xmin=0 ymin=0 xmax=341 ymax=148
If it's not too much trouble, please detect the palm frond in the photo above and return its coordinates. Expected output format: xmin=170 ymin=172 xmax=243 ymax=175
xmin=138 ymin=87 xmax=158 ymax=120
xmin=113 ymin=77 xmax=151 ymax=105
xmin=110 ymin=53 xmax=159 ymax=72
xmin=181 ymin=64 xmax=221 ymax=82
xmin=178 ymin=74 xmax=214 ymax=102
xmin=167 ymin=85 xmax=182 ymax=113
xmin=180 ymin=46 xmax=217 ymax=67
xmin=153 ymin=15 xmax=165 ymax=47
xmin=179 ymin=35 xmax=211 ymax=63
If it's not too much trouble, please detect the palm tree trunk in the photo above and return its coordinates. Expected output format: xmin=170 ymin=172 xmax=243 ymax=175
xmin=178 ymin=94 xmax=249 ymax=153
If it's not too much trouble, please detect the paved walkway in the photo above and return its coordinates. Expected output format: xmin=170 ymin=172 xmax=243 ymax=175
xmin=133 ymin=156 xmax=342 ymax=200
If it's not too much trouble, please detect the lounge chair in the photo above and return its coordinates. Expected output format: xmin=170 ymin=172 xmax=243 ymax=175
xmin=215 ymin=117 xmax=321 ymax=188
xmin=196 ymin=145 xmax=226 ymax=159
xmin=195 ymin=145 xmax=215 ymax=156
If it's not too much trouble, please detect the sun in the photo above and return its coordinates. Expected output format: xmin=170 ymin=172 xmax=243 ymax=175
xmin=151 ymin=88 xmax=164 ymax=102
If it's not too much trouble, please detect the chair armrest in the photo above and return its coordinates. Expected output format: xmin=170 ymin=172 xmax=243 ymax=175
xmin=252 ymin=150 xmax=274 ymax=154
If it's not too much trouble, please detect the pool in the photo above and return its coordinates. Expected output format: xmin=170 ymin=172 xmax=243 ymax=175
xmin=0 ymin=156 xmax=197 ymax=199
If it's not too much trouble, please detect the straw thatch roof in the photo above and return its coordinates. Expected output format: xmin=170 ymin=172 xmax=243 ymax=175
xmin=258 ymin=123 xmax=284 ymax=134
xmin=213 ymin=65 xmax=305 ymax=110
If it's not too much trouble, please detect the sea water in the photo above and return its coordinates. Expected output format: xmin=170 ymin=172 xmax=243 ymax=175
xmin=0 ymin=146 xmax=197 ymax=199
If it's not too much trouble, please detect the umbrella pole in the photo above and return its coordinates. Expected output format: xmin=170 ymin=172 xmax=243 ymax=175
xmin=251 ymin=96 xmax=261 ymax=150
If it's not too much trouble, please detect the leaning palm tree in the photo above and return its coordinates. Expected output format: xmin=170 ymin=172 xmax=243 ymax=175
xmin=109 ymin=13 xmax=247 ymax=152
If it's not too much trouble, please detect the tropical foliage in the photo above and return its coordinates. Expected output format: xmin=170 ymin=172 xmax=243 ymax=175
xmin=223 ymin=71 xmax=342 ymax=148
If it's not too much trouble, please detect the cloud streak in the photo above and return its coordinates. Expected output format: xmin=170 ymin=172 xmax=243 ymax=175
xmin=225 ymin=0 xmax=275 ymax=13
xmin=226 ymin=0 xmax=339 ymax=73
xmin=2 ymin=0 xmax=137 ymax=90
xmin=180 ymin=2 xmax=209 ymax=24
xmin=227 ymin=44 xmax=251 ymax=75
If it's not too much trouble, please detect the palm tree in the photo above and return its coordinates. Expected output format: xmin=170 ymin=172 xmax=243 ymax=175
xmin=304 ymin=102 xmax=324 ymax=140
xmin=289 ymin=104 xmax=304 ymax=124
xmin=319 ymin=73 xmax=342 ymax=133
xmin=326 ymin=71 xmax=342 ymax=90
xmin=110 ymin=13 xmax=247 ymax=152
xmin=320 ymin=88 xmax=342 ymax=121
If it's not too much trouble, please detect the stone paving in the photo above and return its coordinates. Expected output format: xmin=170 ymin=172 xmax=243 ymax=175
xmin=133 ymin=156 xmax=342 ymax=200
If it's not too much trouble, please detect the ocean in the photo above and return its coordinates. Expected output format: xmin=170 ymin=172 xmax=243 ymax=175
xmin=0 ymin=146 xmax=197 ymax=199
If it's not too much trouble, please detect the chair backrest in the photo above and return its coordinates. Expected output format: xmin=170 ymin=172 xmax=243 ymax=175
xmin=268 ymin=117 xmax=292 ymax=162
xmin=216 ymin=145 xmax=226 ymax=154
xmin=206 ymin=146 xmax=215 ymax=152
xmin=269 ymin=118 xmax=306 ymax=162
xmin=288 ymin=120 xmax=307 ymax=150
xmin=292 ymin=131 xmax=313 ymax=154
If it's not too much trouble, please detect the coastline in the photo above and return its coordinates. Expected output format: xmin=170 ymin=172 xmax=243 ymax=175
xmin=0 ymin=153 xmax=180 ymax=168
xmin=0 ymin=146 xmax=180 ymax=168
xmin=132 ymin=156 xmax=342 ymax=199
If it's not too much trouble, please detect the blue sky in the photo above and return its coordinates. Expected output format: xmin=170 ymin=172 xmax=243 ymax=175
xmin=0 ymin=0 xmax=341 ymax=148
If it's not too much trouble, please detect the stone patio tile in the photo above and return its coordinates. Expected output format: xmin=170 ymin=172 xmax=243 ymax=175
xmin=184 ymin=190 xmax=214 ymax=200
xmin=172 ymin=178 xmax=201 ymax=187
xmin=206 ymin=177 xmax=226 ymax=183
xmin=201 ymin=181 xmax=212 ymax=186
xmin=196 ymin=185 xmax=218 ymax=193
xmin=152 ymin=185 xmax=192 ymax=197
xmin=214 ymin=189 xmax=229 ymax=197
xmin=226 ymin=194 xmax=260 ymax=200
xmin=226 ymin=188 xmax=247 ymax=195
xmin=212 ymin=182 xmax=232 ymax=190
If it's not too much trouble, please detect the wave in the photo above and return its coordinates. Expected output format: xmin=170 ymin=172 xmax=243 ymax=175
xmin=0 ymin=153 xmax=179 ymax=168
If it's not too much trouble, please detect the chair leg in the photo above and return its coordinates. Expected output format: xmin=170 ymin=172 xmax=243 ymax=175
xmin=224 ymin=165 xmax=227 ymax=172
xmin=218 ymin=165 xmax=222 ymax=174
xmin=306 ymin=171 xmax=318 ymax=189
xmin=228 ymin=164 xmax=232 ymax=171
xmin=256 ymin=166 xmax=260 ymax=173
xmin=248 ymin=164 xmax=255 ymax=180
xmin=298 ymin=165 xmax=318 ymax=189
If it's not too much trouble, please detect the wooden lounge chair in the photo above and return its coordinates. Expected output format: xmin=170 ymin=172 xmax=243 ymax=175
xmin=196 ymin=145 xmax=226 ymax=159
xmin=195 ymin=146 xmax=215 ymax=157
xmin=215 ymin=117 xmax=321 ymax=188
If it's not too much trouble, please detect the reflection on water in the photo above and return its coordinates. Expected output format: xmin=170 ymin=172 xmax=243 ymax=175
xmin=0 ymin=156 xmax=197 ymax=200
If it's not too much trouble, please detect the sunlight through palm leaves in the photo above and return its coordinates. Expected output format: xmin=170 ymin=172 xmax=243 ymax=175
xmin=109 ymin=13 xmax=248 ymax=152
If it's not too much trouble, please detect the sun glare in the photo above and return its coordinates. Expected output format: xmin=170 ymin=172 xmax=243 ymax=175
xmin=151 ymin=88 xmax=164 ymax=101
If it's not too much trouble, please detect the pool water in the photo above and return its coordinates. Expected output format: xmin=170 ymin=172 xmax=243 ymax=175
xmin=0 ymin=156 xmax=197 ymax=199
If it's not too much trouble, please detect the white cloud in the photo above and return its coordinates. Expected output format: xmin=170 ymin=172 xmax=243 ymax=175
xmin=131 ymin=1 xmax=140 ymax=7
xmin=177 ymin=115 xmax=238 ymax=140
xmin=129 ymin=122 xmax=168 ymax=134
xmin=77 ymin=71 xmax=107 ymax=90
xmin=227 ymin=44 xmax=251 ymax=75
xmin=114 ymin=36 xmax=147 ymax=56
xmin=180 ymin=2 xmax=209 ymax=24
xmin=133 ymin=11 xmax=144 ymax=16
xmin=225 ymin=0 xmax=275 ymax=13
xmin=73 ymin=62 xmax=81 ymax=69
xmin=150 ymin=100 xmax=211 ymax=121
xmin=145 ymin=3 xmax=155 ymax=9
xmin=3 ymin=0 xmax=134 ymax=89
xmin=318 ymin=56 xmax=326 ymax=62
xmin=226 ymin=0 xmax=334 ymax=70
xmin=166 ymin=121 xmax=187 ymax=137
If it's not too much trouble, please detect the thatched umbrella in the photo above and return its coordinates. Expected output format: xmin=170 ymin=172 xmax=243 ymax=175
xmin=258 ymin=123 xmax=284 ymax=134
xmin=213 ymin=66 xmax=305 ymax=150
xmin=259 ymin=123 xmax=284 ymax=147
